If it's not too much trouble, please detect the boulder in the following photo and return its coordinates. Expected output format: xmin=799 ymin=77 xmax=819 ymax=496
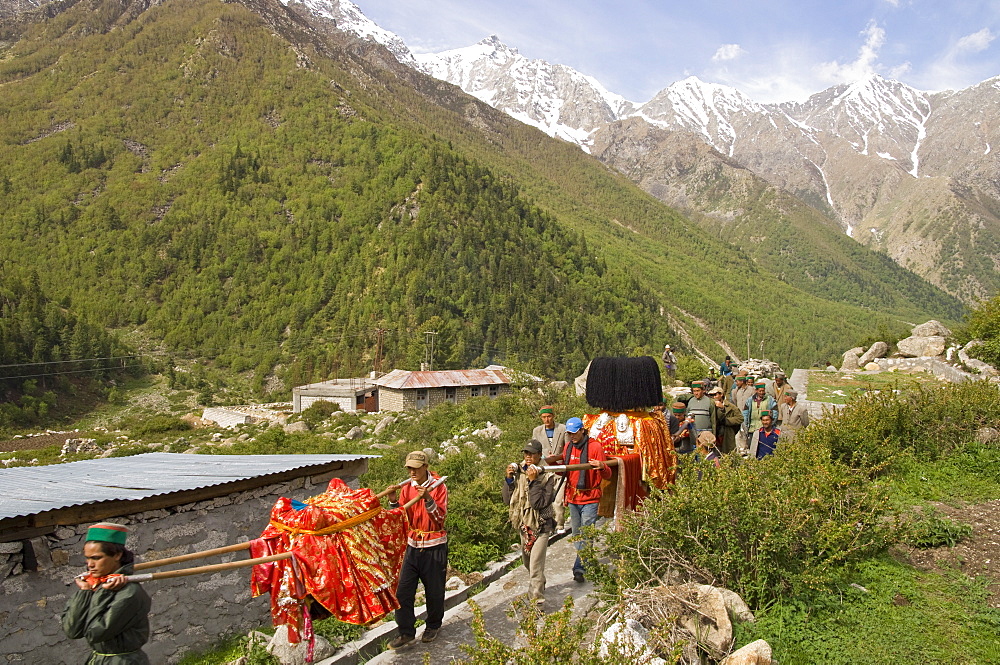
xmin=975 ymin=427 xmax=1000 ymax=446
xmin=372 ymin=415 xmax=396 ymax=435
xmin=840 ymin=349 xmax=862 ymax=372
xmin=694 ymin=584 xmax=754 ymax=623
xmin=473 ymin=422 xmax=502 ymax=440
xmin=677 ymin=585 xmax=733 ymax=659
xmin=548 ymin=380 xmax=569 ymax=392
xmin=267 ymin=625 xmax=335 ymax=664
xmin=345 ymin=426 xmax=365 ymax=440
xmin=598 ymin=619 xmax=666 ymax=664
xmin=858 ymin=341 xmax=889 ymax=366
xmin=911 ymin=320 xmax=951 ymax=337
xmin=283 ymin=421 xmax=309 ymax=434
xmin=896 ymin=335 xmax=946 ymax=358
xmin=720 ymin=639 xmax=772 ymax=664
xmin=864 ymin=362 xmax=881 ymax=371
xmin=959 ymin=341 xmax=1000 ymax=377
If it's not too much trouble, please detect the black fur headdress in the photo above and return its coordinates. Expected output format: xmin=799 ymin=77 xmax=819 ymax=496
xmin=585 ymin=356 xmax=662 ymax=411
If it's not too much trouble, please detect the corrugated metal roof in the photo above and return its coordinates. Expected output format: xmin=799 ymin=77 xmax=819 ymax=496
xmin=0 ymin=453 xmax=376 ymax=522
xmin=373 ymin=368 xmax=511 ymax=390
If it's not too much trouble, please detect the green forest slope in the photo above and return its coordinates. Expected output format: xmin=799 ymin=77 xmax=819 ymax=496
xmin=0 ymin=0 xmax=964 ymax=391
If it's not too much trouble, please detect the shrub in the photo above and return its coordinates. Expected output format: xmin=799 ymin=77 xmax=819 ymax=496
xmin=299 ymin=400 xmax=340 ymax=428
xmin=457 ymin=597 xmax=679 ymax=664
xmin=588 ymin=439 xmax=897 ymax=606
xmin=128 ymin=415 xmax=192 ymax=437
xmin=903 ymin=508 xmax=974 ymax=548
xmin=796 ymin=381 xmax=1000 ymax=474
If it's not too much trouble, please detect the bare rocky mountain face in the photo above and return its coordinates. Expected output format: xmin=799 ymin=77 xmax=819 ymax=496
xmin=401 ymin=27 xmax=1000 ymax=304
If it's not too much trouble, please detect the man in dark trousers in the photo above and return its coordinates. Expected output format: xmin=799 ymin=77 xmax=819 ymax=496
xmin=387 ymin=451 xmax=448 ymax=649
xmin=534 ymin=405 xmax=569 ymax=532
xmin=562 ymin=417 xmax=611 ymax=583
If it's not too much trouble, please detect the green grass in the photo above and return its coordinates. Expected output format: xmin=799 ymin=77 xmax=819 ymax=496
xmin=806 ymin=370 xmax=946 ymax=404
xmin=887 ymin=443 xmax=1000 ymax=506
xmin=734 ymin=555 xmax=1000 ymax=665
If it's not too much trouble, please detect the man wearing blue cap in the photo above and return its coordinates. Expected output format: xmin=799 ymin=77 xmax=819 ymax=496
xmin=561 ymin=417 xmax=611 ymax=583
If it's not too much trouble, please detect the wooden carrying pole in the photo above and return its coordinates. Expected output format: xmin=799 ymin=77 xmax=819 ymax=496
xmin=133 ymin=542 xmax=252 ymax=571
xmin=124 ymin=552 xmax=292 ymax=583
xmin=540 ymin=459 xmax=620 ymax=473
xmin=133 ymin=485 xmax=407 ymax=572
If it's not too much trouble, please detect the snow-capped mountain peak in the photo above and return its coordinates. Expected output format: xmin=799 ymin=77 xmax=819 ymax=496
xmin=279 ymin=0 xmax=421 ymax=69
xmin=417 ymin=35 xmax=636 ymax=149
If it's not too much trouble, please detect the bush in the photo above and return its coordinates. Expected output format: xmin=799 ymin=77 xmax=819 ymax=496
xmin=796 ymin=381 xmax=1000 ymax=474
xmin=127 ymin=415 xmax=192 ymax=437
xmin=457 ymin=597 xmax=679 ymax=664
xmin=903 ymin=508 xmax=973 ymax=548
xmin=589 ymin=439 xmax=897 ymax=606
xmin=299 ymin=400 xmax=341 ymax=428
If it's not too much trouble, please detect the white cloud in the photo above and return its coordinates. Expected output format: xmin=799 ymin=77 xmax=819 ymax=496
xmin=712 ymin=44 xmax=746 ymax=62
xmin=918 ymin=27 xmax=997 ymax=91
xmin=954 ymin=28 xmax=995 ymax=54
xmin=815 ymin=21 xmax=885 ymax=84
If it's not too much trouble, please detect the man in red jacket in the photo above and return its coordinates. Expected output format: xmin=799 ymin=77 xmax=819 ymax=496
xmin=562 ymin=417 xmax=611 ymax=583
xmin=386 ymin=451 xmax=448 ymax=649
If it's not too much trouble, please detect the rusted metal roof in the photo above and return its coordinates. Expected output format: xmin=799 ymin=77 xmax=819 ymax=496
xmin=373 ymin=368 xmax=511 ymax=390
xmin=0 ymin=453 xmax=376 ymax=522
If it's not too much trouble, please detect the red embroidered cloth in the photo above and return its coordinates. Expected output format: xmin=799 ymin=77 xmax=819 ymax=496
xmin=250 ymin=479 xmax=408 ymax=643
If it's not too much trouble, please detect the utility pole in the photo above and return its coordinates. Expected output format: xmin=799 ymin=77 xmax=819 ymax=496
xmin=746 ymin=315 xmax=751 ymax=360
xmin=372 ymin=328 xmax=386 ymax=377
xmin=423 ymin=331 xmax=438 ymax=371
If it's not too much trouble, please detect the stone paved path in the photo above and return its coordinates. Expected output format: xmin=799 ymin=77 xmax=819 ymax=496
xmin=325 ymin=371 xmax=844 ymax=665
xmin=362 ymin=535 xmax=597 ymax=664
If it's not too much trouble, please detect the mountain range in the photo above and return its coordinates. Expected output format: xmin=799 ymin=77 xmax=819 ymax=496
xmin=0 ymin=0 xmax=968 ymax=394
xmin=325 ymin=2 xmax=1000 ymax=305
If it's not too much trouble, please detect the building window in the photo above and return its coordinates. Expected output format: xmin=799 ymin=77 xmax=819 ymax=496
xmin=489 ymin=385 xmax=499 ymax=398
xmin=416 ymin=389 xmax=428 ymax=409
xmin=470 ymin=386 xmax=481 ymax=397
xmin=445 ymin=387 xmax=456 ymax=403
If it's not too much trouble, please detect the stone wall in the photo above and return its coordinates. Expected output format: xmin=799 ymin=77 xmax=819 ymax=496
xmin=378 ymin=385 xmax=511 ymax=412
xmin=0 ymin=463 xmax=366 ymax=664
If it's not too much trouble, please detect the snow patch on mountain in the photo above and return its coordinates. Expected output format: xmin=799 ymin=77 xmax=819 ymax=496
xmin=416 ymin=36 xmax=635 ymax=151
xmin=279 ymin=0 xmax=421 ymax=69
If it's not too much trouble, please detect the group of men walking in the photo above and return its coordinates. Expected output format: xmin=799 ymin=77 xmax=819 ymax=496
xmin=388 ymin=355 xmax=811 ymax=650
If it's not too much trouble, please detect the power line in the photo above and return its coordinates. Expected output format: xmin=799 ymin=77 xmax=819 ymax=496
xmin=0 ymin=362 xmax=146 ymax=381
xmin=0 ymin=353 xmax=162 ymax=370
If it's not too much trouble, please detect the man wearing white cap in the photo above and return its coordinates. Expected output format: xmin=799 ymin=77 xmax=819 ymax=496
xmin=778 ymin=390 xmax=810 ymax=434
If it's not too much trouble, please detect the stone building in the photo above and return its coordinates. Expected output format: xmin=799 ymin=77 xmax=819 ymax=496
xmin=0 ymin=452 xmax=374 ymax=664
xmin=292 ymin=377 xmax=378 ymax=413
xmin=373 ymin=368 xmax=512 ymax=411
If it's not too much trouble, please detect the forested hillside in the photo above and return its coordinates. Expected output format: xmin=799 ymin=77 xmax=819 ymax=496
xmin=0 ymin=0 xmax=964 ymax=394
xmin=0 ymin=266 xmax=138 ymax=425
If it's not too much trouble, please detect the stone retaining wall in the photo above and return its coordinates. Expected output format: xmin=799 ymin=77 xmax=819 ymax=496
xmin=0 ymin=466 xmax=364 ymax=664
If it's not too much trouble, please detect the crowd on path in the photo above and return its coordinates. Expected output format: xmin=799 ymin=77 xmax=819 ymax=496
xmin=60 ymin=352 xmax=809 ymax=661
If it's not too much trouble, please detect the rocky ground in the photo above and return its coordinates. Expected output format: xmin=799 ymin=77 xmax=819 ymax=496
xmin=895 ymin=499 xmax=1000 ymax=609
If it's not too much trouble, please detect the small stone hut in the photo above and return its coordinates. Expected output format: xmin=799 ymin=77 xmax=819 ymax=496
xmin=292 ymin=378 xmax=378 ymax=413
xmin=0 ymin=452 xmax=374 ymax=664
xmin=373 ymin=368 xmax=512 ymax=411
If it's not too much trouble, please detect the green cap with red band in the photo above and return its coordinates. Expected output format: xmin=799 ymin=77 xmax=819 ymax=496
xmin=86 ymin=522 xmax=129 ymax=545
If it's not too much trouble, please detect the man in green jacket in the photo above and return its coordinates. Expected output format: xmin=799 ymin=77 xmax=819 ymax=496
xmin=62 ymin=523 xmax=151 ymax=665
xmin=709 ymin=386 xmax=744 ymax=454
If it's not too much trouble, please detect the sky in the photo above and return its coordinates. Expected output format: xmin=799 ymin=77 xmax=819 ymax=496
xmin=355 ymin=0 xmax=1000 ymax=103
